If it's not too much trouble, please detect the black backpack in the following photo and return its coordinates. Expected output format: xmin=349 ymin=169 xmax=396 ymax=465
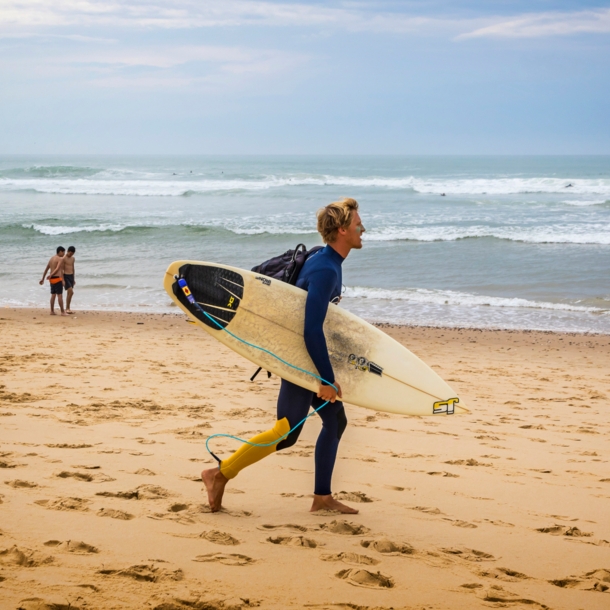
xmin=248 ymin=242 xmax=323 ymax=382
xmin=251 ymin=243 xmax=323 ymax=286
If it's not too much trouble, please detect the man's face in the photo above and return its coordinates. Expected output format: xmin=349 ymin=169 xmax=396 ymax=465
xmin=66 ymin=252 xmax=74 ymax=258
xmin=58 ymin=251 xmax=65 ymax=257
xmin=342 ymin=211 xmax=365 ymax=249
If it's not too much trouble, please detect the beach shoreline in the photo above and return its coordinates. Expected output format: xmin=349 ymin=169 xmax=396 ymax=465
xmin=4 ymin=304 xmax=610 ymax=336
xmin=1 ymin=307 xmax=609 ymax=609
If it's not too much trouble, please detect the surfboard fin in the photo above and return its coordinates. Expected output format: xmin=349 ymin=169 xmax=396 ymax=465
xmin=250 ymin=367 xmax=272 ymax=382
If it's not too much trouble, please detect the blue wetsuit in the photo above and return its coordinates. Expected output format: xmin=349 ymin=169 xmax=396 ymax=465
xmin=275 ymin=245 xmax=347 ymax=496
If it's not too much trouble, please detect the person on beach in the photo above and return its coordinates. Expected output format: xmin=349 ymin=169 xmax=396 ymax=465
xmin=63 ymin=246 xmax=76 ymax=313
xmin=39 ymin=246 xmax=67 ymax=316
xmin=202 ymin=198 xmax=365 ymax=514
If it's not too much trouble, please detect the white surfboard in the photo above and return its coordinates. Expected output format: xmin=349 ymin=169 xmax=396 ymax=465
xmin=164 ymin=261 xmax=467 ymax=416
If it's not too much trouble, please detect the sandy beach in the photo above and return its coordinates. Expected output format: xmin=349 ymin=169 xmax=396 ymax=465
xmin=1 ymin=307 xmax=609 ymax=610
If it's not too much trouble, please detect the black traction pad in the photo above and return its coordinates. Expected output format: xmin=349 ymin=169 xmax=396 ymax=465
xmin=173 ymin=264 xmax=244 ymax=330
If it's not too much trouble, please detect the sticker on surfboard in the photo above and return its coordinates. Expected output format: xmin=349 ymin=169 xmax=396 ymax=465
xmin=433 ymin=398 xmax=459 ymax=414
xmin=348 ymin=353 xmax=383 ymax=376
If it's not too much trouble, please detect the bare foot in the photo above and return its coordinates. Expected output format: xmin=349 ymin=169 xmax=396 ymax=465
xmin=66 ymin=310 xmax=75 ymax=314
xmin=310 ymin=494 xmax=359 ymax=514
xmin=50 ymin=312 xmax=56 ymax=315
xmin=201 ymin=467 xmax=229 ymax=512
xmin=61 ymin=312 xmax=68 ymax=316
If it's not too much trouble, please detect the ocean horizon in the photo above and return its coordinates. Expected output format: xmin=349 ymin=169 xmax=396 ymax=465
xmin=1 ymin=154 xmax=609 ymax=334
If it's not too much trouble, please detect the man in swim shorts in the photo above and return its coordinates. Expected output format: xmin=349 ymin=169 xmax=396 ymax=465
xmin=39 ymin=246 xmax=67 ymax=316
xmin=63 ymin=246 xmax=76 ymax=313
xmin=202 ymin=198 xmax=365 ymax=514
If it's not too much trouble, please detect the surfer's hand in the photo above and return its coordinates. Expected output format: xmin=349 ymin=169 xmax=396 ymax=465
xmin=318 ymin=382 xmax=342 ymax=403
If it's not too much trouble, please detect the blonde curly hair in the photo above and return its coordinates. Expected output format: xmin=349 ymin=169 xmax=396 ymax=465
xmin=316 ymin=198 xmax=359 ymax=244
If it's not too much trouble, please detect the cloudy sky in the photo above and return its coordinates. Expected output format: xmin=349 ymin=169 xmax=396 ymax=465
xmin=1 ymin=1 xmax=609 ymax=154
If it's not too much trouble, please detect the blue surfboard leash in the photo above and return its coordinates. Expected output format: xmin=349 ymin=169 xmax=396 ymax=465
xmin=176 ymin=276 xmax=337 ymax=464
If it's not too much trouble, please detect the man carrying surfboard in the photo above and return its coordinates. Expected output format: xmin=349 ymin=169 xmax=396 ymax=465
xmin=202 ymin=198 xmax=365 ymax=513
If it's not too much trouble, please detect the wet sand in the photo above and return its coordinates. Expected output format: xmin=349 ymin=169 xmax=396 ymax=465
xmin=1 ymin=308 xmax=609 ymax=610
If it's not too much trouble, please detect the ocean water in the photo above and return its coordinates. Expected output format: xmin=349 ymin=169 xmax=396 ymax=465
xmin=1 ymin=155 xmax=609 ymax=333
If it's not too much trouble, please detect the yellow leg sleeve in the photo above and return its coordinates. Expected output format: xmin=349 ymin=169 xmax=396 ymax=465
xmin=220 ymin=417 xmax=291 ymax=480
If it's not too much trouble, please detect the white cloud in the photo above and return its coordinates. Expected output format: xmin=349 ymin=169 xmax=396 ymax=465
xmin=0 ymin=41 xmax=310 ymax=90
xmin=459 ymin=8 xmax=610 ymax=39
xmin=0 ymin=0 xmax=458 ymax=33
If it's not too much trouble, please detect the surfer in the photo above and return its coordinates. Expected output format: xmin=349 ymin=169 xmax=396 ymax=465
xmin=39 ymin=247 xmax=67 ymax=316
xmin=63 ymin=246 xmax=77 ymax=313
xmin=202 ymin=198 xmax=365 ymax=514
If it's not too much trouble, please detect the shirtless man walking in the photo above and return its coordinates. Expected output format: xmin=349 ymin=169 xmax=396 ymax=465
xmin=63 ymin=246 xmax=77 ymax=313
xmin=202 ymin=198 xmax=365 ymax=514
xmin=40 ymin=246 xmax=67 ymax=316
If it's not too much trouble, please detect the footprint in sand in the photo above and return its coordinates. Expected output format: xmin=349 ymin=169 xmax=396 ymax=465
xmin=43 ymin=540 xmax=99 ymax=554
xmin=0 ymin=546 xmax=54 ymax=567
xmin=427 ymin=471 xmax=460 ymax=478
xmin=259 ymin=524 xmax=308 ymax=533
xmin=266 ymin=536 xmax=320 ymax=548
xmin=15 ymin=599 xmax=79 ymax=610
xmin=151 ymin=505 xmax=251 ymax=524
xmin=56 ymin=471 xmax=115 ymax=483
xmin=335 ymin=568 xmax=394 ymax=589
xmin=360 ymin=539 xmax=415 ymax=555
xmin=319 ymin=520 xmax=370 ymax=535
xmin=4 ymin=479 xmax=38 ymax=488
xmin=45 ymin=443 xmax=92 ymax=449
xmin=95 ymin=484 xmax=171 ymax=500
xmin=35 ymin=497 xmax=90 ymax=512
xmin=409 ymin=506 xmax=443 ymax=515
xmin=134 ymin=468 xmax=156 ymax=476
xmin=193 ymin=553 xmax=254 ymax=566
xmin=484 ymin=519 xmax=514 ymax=528
xmin=482 ymin=586 xmax=548 ymax=608
xmin=536 ymin=524 xmax=593 ymax=537
xmin=441 ymin=547 xmax=495 ymax=562
xmin=334 ymin=491 xmax=374 ymax=503
xmin=550 ymin=568 xmax=610 ymax=592
xmin=199 ymin=531 xmax=240 ymax=546
xmin=449 ymin=519 xmax=478 ymax=529
xmin=320 ymin=552 xmax=379 ymax=566
xmin=0 ymin=459 xmax=21 ymax=469
xmin=445 ymin=458 xmax=492 ymax=467
xmin=98 ymin=564 xmax=183 ymax=583
xmin=460 ymin=583 xmax=484 ymax=589
xmin=478 ymin=567 xmax=530 ymax=582
xmin=97 ymin=508 xmax=135 ymax=520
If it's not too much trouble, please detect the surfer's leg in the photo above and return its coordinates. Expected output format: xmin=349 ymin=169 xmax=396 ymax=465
xmin=310 ymin=400 xmax=358 ymax=514
xmin=313 ymin=399 xmax=346 ymax=495
xmin=275 ymin=379 xmax=315 ymax=451
xmin=219 ymin=416 xmax=291 ymax=480
xmin=203 ymin=415 xmax=292 ymax=512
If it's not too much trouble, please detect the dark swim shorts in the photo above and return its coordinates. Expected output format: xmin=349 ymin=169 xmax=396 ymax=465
xmin=64 ymin=274 xmax=75 ymax=290
xmin=50 ymin=277 xmax=63 ymax=295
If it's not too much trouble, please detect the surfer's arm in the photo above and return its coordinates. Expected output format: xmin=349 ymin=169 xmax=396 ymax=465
xmin=303 ymin=267 xmax=336 ymax=386
xmin=40 ymin=262 xmax=50 ymax=284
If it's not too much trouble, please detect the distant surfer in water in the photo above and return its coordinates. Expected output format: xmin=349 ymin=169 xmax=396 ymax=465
xmin=202 ymin=198 xmax=365 ymax=513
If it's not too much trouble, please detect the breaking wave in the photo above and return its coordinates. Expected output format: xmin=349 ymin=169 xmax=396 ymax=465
xmin=344 ymin=286 xmax=607 ymax=314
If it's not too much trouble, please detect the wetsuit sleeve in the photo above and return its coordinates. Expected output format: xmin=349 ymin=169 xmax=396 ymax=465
xmin=303 ymin=267 xmax=336 ymax=386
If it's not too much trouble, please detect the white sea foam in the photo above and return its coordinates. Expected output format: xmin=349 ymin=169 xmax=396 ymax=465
xmin=25 ymin=223 xmax=130 ymax=235
xmin=23 ymin=219 xmax=610 ymax=244
xmin=562 ymin=199 xmax=608 ymax=206
xmin=3 ymin=174 xmax=610 ymax=196
xmin=364 ymin=225 xmax=610 ymax=245
xmin=344 ymin=286 xmax=607 ymax=314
